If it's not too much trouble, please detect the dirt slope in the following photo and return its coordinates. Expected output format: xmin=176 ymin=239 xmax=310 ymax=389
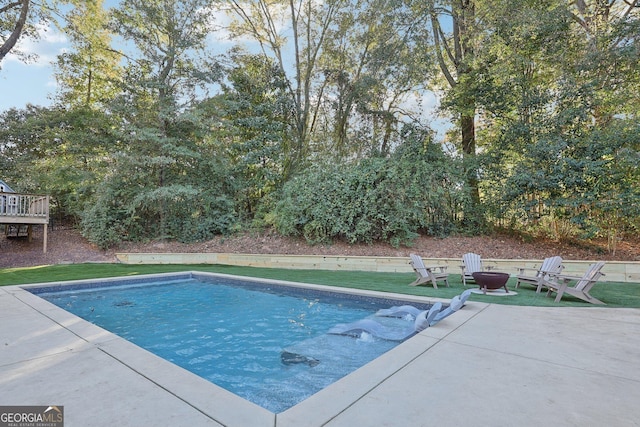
xmin=1 ymin=225 xmax=638 ymax=269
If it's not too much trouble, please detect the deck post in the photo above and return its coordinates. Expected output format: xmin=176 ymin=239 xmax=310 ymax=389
xmin=42 ymin=195 xmax=49 ymax=253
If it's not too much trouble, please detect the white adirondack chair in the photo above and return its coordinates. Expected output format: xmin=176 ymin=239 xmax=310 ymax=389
xmin=409 ymin=253 xmax=449 ymax=289
xmin=460 ymin=253 xmax=491 ymax=286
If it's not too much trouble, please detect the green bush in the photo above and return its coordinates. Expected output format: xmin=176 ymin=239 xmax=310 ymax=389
xmin=273 ymin=142 xmax=464 ymax=246
xmin=80 ymin=151 xmax=240 ymax=249
xmin=80 ymin=184 xmax=132 ymax=249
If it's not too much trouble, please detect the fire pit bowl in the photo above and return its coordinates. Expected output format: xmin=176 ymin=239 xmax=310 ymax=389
xmin=472 ymin=272 xmax=510 ymax=294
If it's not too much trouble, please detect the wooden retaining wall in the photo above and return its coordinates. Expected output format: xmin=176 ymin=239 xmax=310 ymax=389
xmin=115 ymin=253 xmax=640 ymax=283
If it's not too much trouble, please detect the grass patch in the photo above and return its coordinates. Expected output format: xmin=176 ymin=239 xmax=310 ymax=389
xmin=1 ymin=262 xmax=639 ymax=308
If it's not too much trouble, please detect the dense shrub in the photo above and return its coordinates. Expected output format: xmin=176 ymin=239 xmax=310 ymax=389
xmin=80 ymin=155 xmax=239 ymax=249
xmin=273 ymin=139 xmax=465 ymax=246
xmin=80 ymin=187 xmax=130 ymax=249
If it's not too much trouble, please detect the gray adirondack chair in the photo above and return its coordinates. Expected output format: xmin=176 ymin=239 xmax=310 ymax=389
xmin=515 ymin=256 xmax=564 ymax=293
xmin=544 ymin=261 xmax=606 ymax=304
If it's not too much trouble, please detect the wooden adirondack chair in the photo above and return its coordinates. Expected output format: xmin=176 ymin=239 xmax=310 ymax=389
xmin=409 ymin=253 xmax=449 ymax=289
xmin=544 ymin=261 xmax=606 ymax=304
xmin=515 ymin=256 xmax=564 ymax=293
xmin=460 ymin=253 xmax=492 ymax=286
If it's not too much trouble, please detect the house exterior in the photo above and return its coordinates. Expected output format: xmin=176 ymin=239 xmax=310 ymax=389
xmin=0 ymin=179 xmax=16 ymax=215
xmin=0 ymin=179 xmax=15 ymax=193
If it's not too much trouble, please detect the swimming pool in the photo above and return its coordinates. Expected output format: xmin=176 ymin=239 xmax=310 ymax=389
xmin=29 ymin=272 xmax=434 ymax=413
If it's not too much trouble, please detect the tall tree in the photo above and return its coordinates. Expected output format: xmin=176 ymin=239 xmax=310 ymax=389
xmin=320 ymin=0 xmax=431 ymax=158
xmin=226 ymin=0 xmax=345 ymax=177
xmin=476 ymin=0 xmax=640 ymax=247
xmin=53 ymin=0 xmax=121 ymax=109
xmin=0 ymin=105 xmax=117 ymax=220
xmin=89 ymin=0 xmax=230 ymax=242
xmin=202 ymin=50 xmax=293 ymax=218
xmin=111 ymin=0 xmax=220 ymax=111
xmin=414 ymin=0 xmax=483 ymax=225
xmin=561 ymin=0 xmax=640 ymax=245
xmin=0 ymin=0 xmax=50 ymax=64
xmin=471 ymin=0 xmax=571 ymax=206
xmin=568 ymin=0 xmax=640 ymax=125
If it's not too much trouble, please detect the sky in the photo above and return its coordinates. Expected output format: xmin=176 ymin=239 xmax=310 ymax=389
xmin=0 ymin=23 xmax=68 ymax=111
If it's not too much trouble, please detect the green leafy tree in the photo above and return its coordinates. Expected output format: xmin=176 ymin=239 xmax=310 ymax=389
xmin=53 ymin=0 xmax=122 ymax=109
xmin=319 ymin=0 xmax=433 ymax=159
xmin=0 ymin=106 xmax=117 ymax=222
xmin=1 ymin=0 xmax=30 ymax=62
xmin=567 ymin=0 xmax=640 ymax=126
xmin=470 ymin=0 xmax=570 ymax=225
xmin=1 ymin=0 xmax=54 ymax=65
xmin=476 ymin=0 xmax=640 ymax=250
xmin=413 ymin=0 xmax=482 ymax=222
xmin=226 ymin=0 xmax=346 ymax=177
xmin=0 ymin=106 xmax=47 ymax=188
xmin=200 ymin=51 xmax=293 ymax=221
xmin=79 ymin=0 xmax=235 ymax=246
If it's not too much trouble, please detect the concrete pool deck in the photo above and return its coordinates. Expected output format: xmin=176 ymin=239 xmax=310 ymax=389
xmin=2 ymin=277 xmax=640 ymax=426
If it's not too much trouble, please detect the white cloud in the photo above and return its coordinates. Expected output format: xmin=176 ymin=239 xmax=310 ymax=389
xmin=209 ymin=2 xmax=291 ymax=48
xmin=5 ymin=22 xmax=68 ymax=67
xmin=207 ymin=5 xmax=255 ymax=47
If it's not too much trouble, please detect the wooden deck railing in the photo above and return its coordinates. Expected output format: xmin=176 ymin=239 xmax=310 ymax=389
xmin=0 ymin=192 xmax=49 ymax=221
xmin=1 ymin=192 xmax=50 ymax=252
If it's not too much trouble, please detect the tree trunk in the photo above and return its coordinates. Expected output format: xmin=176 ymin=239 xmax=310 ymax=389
xmin=429 ymin=0 xmax=482 ymax=225
xmin=0 ymin=0 xmax=30 ymax=62
xmin=461 ymin=112 xmax=479 ymax=205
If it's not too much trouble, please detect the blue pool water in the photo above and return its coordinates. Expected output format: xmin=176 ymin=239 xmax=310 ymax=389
xmin=33 ymin=274 xmax=427 ymax=413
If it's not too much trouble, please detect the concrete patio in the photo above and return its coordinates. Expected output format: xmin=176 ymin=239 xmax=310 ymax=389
xmin=1 ymin=276 xmax=639 ymax=426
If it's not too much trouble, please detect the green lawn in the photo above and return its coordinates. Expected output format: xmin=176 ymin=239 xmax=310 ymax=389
xmin=1 ymin=263 xmax=639 ymax=308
